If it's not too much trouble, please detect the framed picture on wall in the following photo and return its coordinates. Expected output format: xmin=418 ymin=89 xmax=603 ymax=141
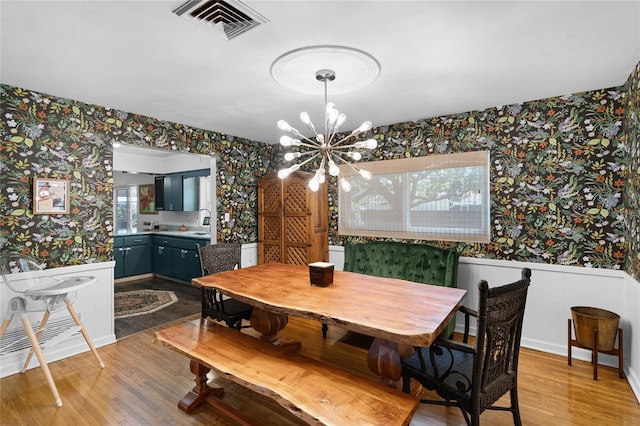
xmin=139 ymin=183 xmax=157 ymax=214
xmin=33 ymin=178 xmax=70 ymax=214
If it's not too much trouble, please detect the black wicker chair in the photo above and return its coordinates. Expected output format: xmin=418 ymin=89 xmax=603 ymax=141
xmin=401 ymin=268 xmax=531 ymax=426
xmin=197 ymin=243 xmax=253 ymax=330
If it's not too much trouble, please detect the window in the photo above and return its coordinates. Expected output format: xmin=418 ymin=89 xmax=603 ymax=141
xmin=115 ymin=185 xmax=138 ymax=233
xmin=338 ymin=151 xmax=490 ymax=243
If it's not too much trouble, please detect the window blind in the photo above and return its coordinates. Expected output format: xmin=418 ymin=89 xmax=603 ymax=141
xmin=338 ymin=150 xmax=490 ymax=243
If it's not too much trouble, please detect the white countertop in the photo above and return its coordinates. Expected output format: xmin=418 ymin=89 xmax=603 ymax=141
xmin=115 ymin=230 xmax=211 ymax=239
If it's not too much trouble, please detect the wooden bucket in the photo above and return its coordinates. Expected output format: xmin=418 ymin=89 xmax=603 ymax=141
xmin=571 ymin=306 xmax=620 ymax=351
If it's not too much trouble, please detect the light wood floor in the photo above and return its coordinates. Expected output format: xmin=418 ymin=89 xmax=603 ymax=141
xmin=1 ymin=316 xmax=638 ymax=425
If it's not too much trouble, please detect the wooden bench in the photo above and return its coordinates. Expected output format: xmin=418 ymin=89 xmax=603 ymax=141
xmin=155 ymin=320 xmax=418 ymax=426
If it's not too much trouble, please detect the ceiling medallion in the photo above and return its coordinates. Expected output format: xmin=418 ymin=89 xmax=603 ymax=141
xmin=270 ymin=45 xmax=381 ymax=95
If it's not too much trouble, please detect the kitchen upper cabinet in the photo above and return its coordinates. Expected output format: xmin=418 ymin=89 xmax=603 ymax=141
xmin=182 ymin=176 xmax=199 ymax=211
xmin=155 ymin=175 xmax=183 ymax=211
xmin=257 ymin=170 xmax=328 ymax=265
xmin=155 ymin=170 xmax=207 ymax=212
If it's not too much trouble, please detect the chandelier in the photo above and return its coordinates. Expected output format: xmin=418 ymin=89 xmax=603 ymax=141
xmin=276 ymin=69 xmax=377 ymax=192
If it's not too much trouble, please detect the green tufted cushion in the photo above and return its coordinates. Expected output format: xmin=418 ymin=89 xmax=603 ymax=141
xmin=343 ymin=241 xmax=460 ymax=338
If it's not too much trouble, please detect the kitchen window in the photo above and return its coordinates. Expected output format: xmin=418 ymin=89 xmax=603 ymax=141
xmin=115 ymin=185 xmax=138 ymax=233
xmin=338 ymin=151 xmax=490 ymax=243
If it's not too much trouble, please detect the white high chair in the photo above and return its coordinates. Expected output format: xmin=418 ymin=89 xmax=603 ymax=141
xmin=0 ymin=251 xmax=105 ymax=407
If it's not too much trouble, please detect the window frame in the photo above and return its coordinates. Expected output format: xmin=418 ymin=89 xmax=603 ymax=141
xmin=114 ymin=185 xmax=139 ymax=234
xmin=338 ymin=151 xmax=490 ymax=243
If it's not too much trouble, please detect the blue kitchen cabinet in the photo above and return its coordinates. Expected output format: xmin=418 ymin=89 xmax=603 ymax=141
xmin=172 ymin=248 xmax=201 ymax=282
xmin=114 ymin=235 xmax=152 ymax=278
xmin=155 ymin=175 xmax=183 ymax=211
xmin=152 ymin=244 xmax=173 ymax=277
xmin=155 ymin=169 xmax=208 ymax=212
xmin=114 ymin=237 xmax=125 ymax=278
xmin=152 ymin=235 xmax=208 ymax=283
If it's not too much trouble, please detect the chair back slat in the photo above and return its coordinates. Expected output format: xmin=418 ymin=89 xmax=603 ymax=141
xmin=475 ymin=270 xmax=530 ymax=410
xmin=197 ymin=243 xmax=241 ymax=276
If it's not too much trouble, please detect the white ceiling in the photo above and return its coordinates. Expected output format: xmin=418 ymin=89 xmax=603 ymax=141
xmin=2 ymin=1 xmax=639 ymax=146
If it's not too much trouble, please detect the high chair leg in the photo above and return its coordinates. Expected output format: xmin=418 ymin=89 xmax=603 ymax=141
xmin=0 ymin=317 xmax=12 ymax=339
xmin=22 ymin=310 xmax=51 ymax=372
xmin=20 ymin=315 xmax=62 ymax=407
xmin=64 ymin=298 xmax=105 ymax=368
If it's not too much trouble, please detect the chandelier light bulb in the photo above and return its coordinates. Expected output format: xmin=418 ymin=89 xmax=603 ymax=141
xmin=318 ymin=167 xmax=326 ymax=183
xmin=280 ymin=135 xmax=302 ymax=147
xmin=308 ymin=176 xmax=320 ymax=192
xmin=299 ymin=112 xmax=311 ymax=125
xmin=328 ymin=109 xmax=339 ymax=126
xmin=277 ymin=120 xmax=292 ymax=132
xmin=354 ymin=138 xmax=377 ymax=150
xmin=345 ymin=151 xmax=362 ymax=161
xmin=340 ymin=177 xmax=352 ymax=192
xmin=325 ymin=102 xmax=336 ymax=113
xmin=284 ymin=152 xmax=302 ymax=161
xmin=358 ymin=168 xmax=373 ymax=180
xmin=357 ymin=121 xmax=373 ymax=133
xmin=277 ymin=164 xmax=300 ymax=179
xmin=336 ymin=113 xmax=347 ymax=127
xmin=328 ymin=159 xmax=340 ymax=176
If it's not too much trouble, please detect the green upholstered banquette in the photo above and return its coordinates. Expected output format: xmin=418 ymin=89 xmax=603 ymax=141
xmin=343 ymin=241 xmax=460 ymax=338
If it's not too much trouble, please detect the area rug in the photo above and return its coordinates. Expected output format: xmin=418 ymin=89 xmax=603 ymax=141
xmin=114 ymin=290 xmax=178 ymax=319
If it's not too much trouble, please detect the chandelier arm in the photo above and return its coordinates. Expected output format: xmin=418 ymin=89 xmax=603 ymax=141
xmin=289 ymin=127 xmax=319 ymax=145
xmin=288 ymin=150 xmax=318 ymax=158
xmin=296 ymin=140 xmax=322 ymax=149
xmin=331 ymin=151 xmax=355 ymax=165
xmin=331 ymin=152 xmax=367 ymax=174
xmin=332 ymin=133 xmax=362 ymax=147
xmin=293 ymin=152 xmax=321 ymax=168
xmin=332 ymin=142 xmax=360 ymax=149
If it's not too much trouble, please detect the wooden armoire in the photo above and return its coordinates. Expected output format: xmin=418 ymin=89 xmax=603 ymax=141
xmin=257 ymin=170 xmax=328 ymax=265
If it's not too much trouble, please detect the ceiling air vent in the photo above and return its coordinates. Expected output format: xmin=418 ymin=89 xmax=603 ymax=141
xmin=173 ymin=0 xmax=268 ymax=41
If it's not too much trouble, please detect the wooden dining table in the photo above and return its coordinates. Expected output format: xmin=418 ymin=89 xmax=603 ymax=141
xmin=193 ymin=262 xmax=466 ymax=389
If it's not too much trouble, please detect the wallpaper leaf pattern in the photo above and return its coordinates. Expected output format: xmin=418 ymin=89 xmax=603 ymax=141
xmin=624 ymin=62 xmax=640 ymax=280
xmin=1 ymin=62 xmax=639 ymax=281
xmin=327 ymin=88 xmax=630 ymax=270
xmin=0 ymin=84 xmax=278 ymax=267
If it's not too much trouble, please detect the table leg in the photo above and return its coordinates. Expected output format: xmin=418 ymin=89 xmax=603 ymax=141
xmin=249 ymin=307 xmax=301 ymax=352
xmin=367 ymin=337 xmax=408 ymax=388
xmin=367 ymin=338 xmax=421 ymax=394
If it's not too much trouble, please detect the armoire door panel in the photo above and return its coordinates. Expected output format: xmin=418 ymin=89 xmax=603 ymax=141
xmin=257 ymin=171 xmax=328 ymax=266
xmin=285 ymin=246 xmax=309 ymax=266
xmin=263 ymin=244 xmax=282 ymax=264
xmin=263 ymin=216 xmax=282 ymax=241
xmin=285 ymin=216 xmax=310 ymax=244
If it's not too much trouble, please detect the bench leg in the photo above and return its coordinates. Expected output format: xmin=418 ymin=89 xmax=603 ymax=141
xmin=178 ymin=360 xmax=224 ymax=412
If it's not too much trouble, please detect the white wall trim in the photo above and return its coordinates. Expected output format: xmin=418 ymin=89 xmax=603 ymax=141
xmin=328 ymin=245 xmax=639 ymax=403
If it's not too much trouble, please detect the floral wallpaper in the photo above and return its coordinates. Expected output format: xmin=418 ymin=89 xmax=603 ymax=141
xmin=1 ymin=60 xmax=638 ymax=279
xmin=320 ymin=72 xmax=638 ymax=274
xmin=0 ymin=84 xmax=278 ymax=267
xmin=624 ymin=62 xmax=640 ymax=280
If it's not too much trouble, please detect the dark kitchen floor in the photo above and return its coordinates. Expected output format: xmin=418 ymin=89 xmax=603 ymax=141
xmin=114 ymin=276 xmax=201 ymax=339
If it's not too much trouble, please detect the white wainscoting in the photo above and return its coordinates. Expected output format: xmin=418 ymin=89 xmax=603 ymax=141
xmin=328 ymin=245 xmax=640 ymax=403
xmin=1 ymin=261 xmax=116 ymax=378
